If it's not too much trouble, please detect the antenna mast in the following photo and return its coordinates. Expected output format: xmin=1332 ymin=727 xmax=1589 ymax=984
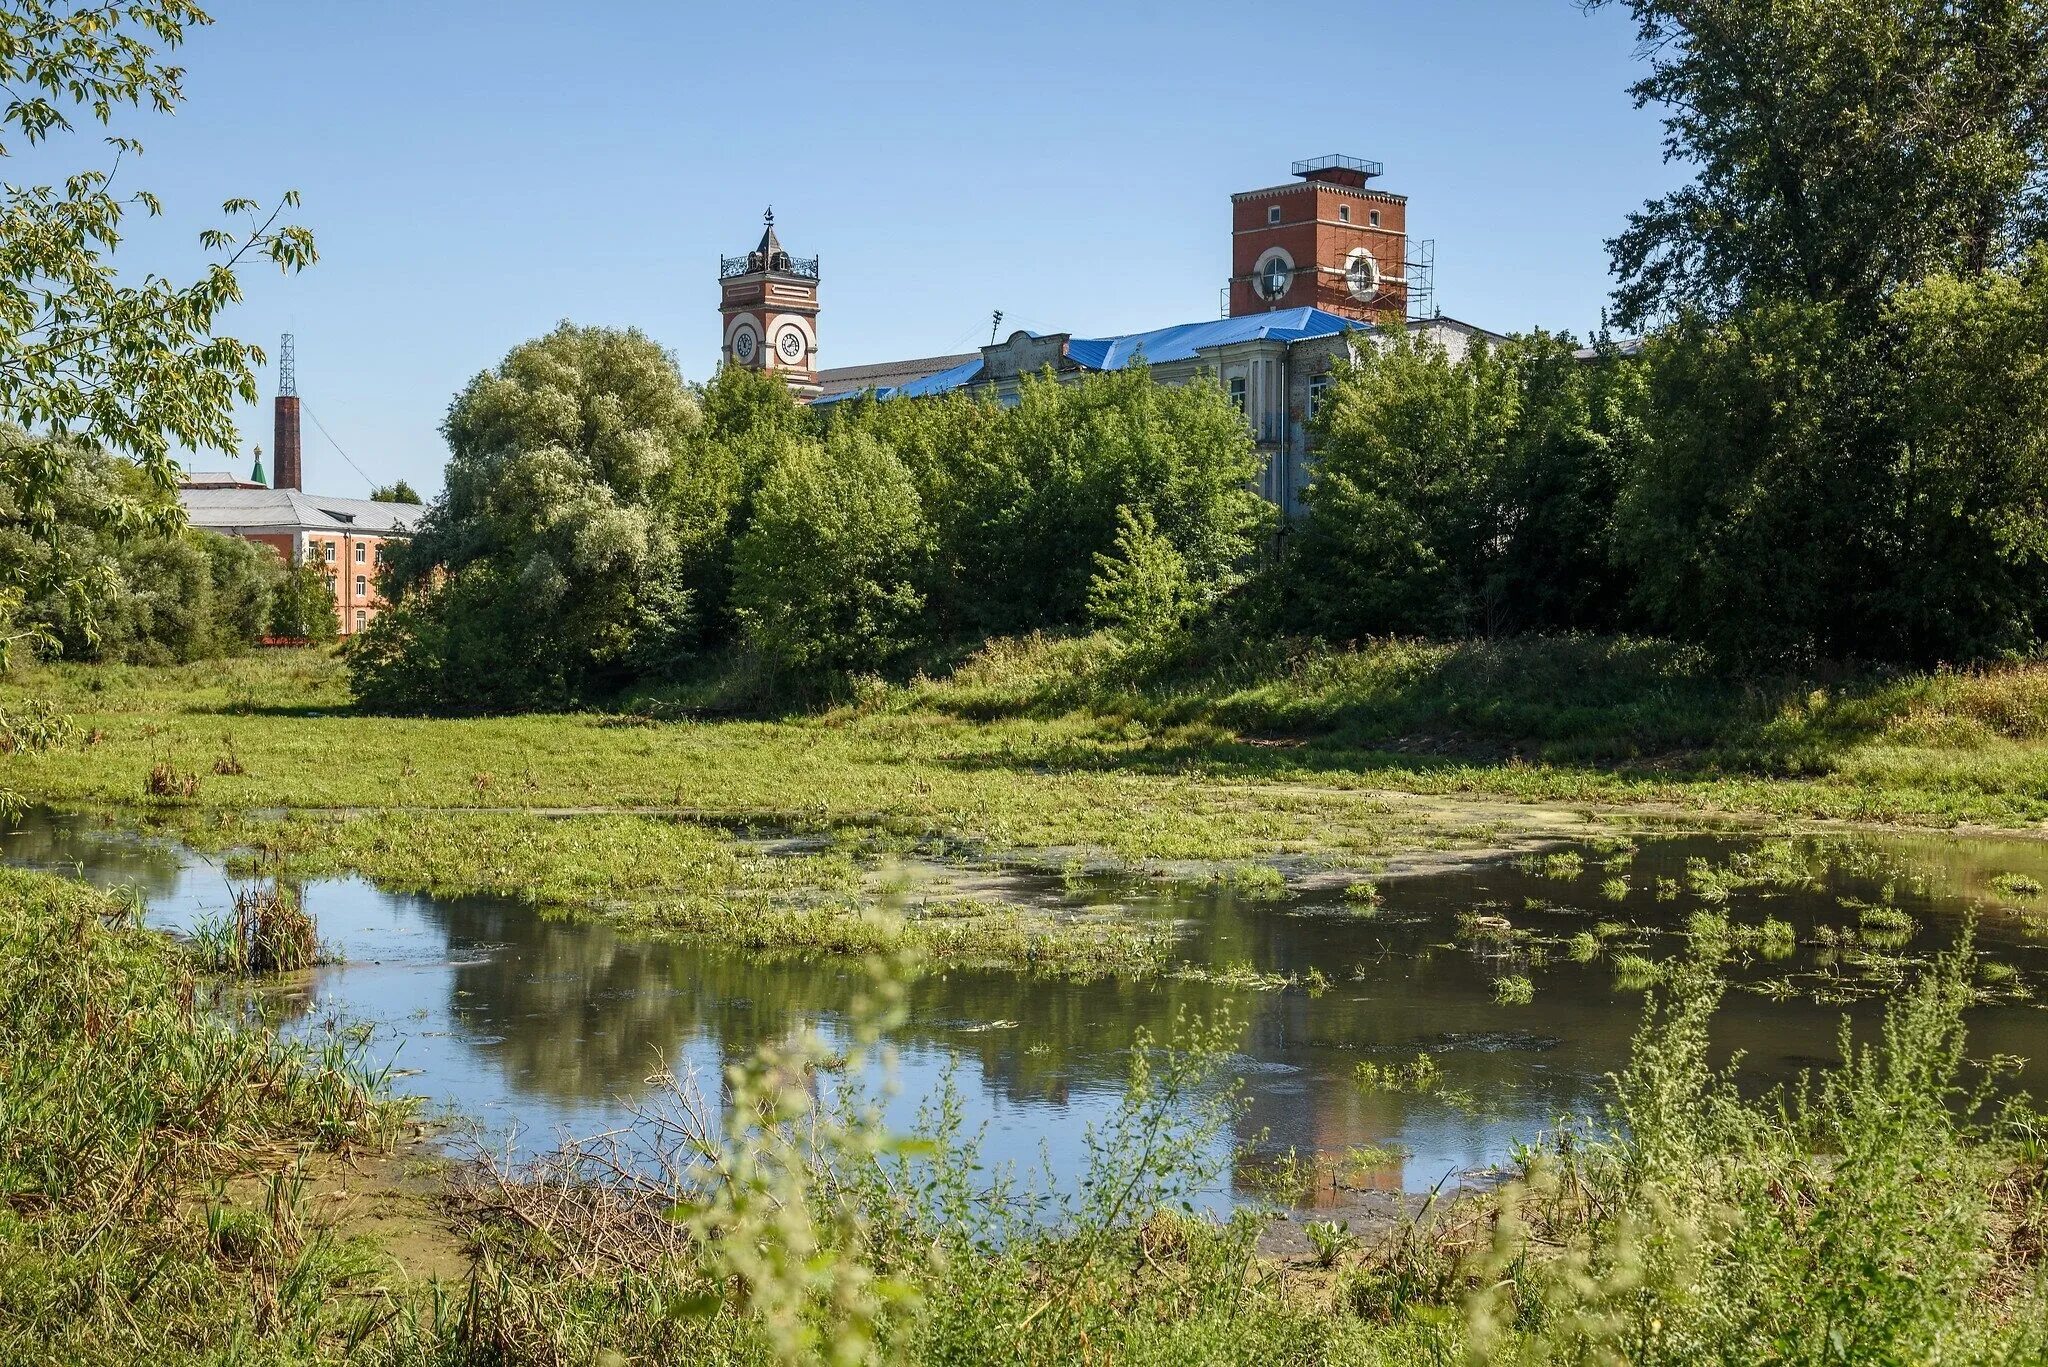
xmin=278 ymin=333 xmax=297 ymax=397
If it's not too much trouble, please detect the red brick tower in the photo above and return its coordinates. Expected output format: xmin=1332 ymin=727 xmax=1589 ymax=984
xmin=719 ymin=208 xmax=820 ymax=399
xmin=1229 ymin=156 xmax=1408 ymax=322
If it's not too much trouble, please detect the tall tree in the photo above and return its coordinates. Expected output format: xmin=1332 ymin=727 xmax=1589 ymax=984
xmin=1589 ymin=0 xmax=2048 ymax=327
xmin=356 ymin=324 xmax=704 ymax=709
xmin=0 ymin=1 xmax=315 ymax=658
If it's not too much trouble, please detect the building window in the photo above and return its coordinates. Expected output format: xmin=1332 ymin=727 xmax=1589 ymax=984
xmin=354 ymin=610 xmax=366 ymax=631
xmin=1369 ymin=210 xmax=1380 ymax=227
xmin=1308 ymin=374 xmax=1332 ymax=419
xmin=1345 ymin=247 xmax=1382 ymax=301
xmin=322 ymin=541 xmax=336 ymax=561
xmin=1227 ymin=375 xmax=1247 ymax=412
xmin=354 ymin=574 xmax=367 ymax=596
xmin=354 ymin=542 xmax=366 ymax=563
xmin=374 ymin=544 xmax=386 ymax=565
xmin=1254 ymin=247 xmax=1294 ymax=302
xmin=1267 ymin=205 xmax=1281 ymax=224
xmin=1338 ymin=205 xmax=1350 ymax=223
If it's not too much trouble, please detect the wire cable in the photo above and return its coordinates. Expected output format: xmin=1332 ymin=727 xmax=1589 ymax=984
xmin=299 ymin=402 xmax=378 ymax=490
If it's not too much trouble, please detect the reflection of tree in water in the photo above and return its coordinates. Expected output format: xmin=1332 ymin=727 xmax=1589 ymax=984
xmin=1 ymin=808 xmax=184 ymax=899
xmin=373 ymin=833 xmax=2048 ymax=1178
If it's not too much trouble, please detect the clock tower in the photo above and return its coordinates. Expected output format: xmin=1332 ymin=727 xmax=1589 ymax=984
xmin=719 ymin=208 xmax=820 ymax=399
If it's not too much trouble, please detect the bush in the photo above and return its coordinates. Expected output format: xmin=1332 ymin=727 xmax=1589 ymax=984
xmin=265 ymin=550 xmax=337 ymax=643
xmin=351 ymin=324 xmax=707 ymax=709
xmin=1087 ymin=505 xmax=1200 ymax=641
xmin=733 ymin=430 xmax=930 ymax=676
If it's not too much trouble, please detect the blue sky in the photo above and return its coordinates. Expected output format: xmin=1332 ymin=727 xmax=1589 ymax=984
xmin=112 ymin=1 xmax=1671 ymax=495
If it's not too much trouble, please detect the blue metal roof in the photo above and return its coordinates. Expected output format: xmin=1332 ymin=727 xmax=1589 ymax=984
xmin=893 ymin=355 xmax=985 ymax=397
xmin=1065 ymin=307 xmax=1373 ymax=370
xmin=814 ymin=307 xmax=1375 ymax=403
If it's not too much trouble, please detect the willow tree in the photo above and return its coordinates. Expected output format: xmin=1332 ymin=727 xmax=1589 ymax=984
xmin=0 ymin=3 xmax=316 ymax=659
xmin=354 ymin=324 xmax=705 ymax=710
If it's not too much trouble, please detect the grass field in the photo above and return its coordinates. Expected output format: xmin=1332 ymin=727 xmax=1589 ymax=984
xmin=11 ymin=635 xmax=2048 ymax=844
xmin=7 ymin=641 xmax=2048 ymax=1361
xmin=8 ymin=637 xmax=2048 ymax=980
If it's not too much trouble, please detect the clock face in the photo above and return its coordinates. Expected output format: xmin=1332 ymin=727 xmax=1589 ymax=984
xmin=731 ymin=327 xmax=757 ymax=362
xmin=777 ymin=328 xmax=805 ymax=362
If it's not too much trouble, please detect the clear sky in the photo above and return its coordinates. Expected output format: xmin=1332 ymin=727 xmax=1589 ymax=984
xmin=112 ymin=1 xmax=1672 ymax=496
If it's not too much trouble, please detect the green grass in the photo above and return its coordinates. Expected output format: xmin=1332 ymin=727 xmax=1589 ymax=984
xmin=173 ymin=807 xmax=1166 ymax=979
xmin=22 ymin=635 xmax=2048 ymax=869
xmin=0 ymin=866 xmax=409 ymax=1363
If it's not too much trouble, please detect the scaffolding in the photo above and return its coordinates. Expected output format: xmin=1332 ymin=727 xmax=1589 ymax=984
xmin=1403 ymin=239 xmax=1437 ymax=321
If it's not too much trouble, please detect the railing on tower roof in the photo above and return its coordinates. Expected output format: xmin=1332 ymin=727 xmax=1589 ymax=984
xmin=720 ymin=252 xmax=820 ymax=280
xmin=1293 ymin=153 xmax=1383 ymax=180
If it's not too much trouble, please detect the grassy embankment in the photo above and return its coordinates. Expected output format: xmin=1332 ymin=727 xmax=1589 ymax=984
xmin=0 ymin=866 xmax=417 ymax=1363
xmin=1 ymin=861 xmax=2041 ymax=1364
xmin=9 ymin=633 xmax=2048 ymax=972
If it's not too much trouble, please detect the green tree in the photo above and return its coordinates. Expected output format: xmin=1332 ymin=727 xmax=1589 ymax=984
xmin=1087 ymin=505 xmax=1198 ymax=642
xmin=1589 ymin=0 xmax=2048 ymax=328
xmin=1489 ymin=332 xmax=1645 ymax=633
xmin=673 ymin=362 xmax=817 ymax=640
xmin=355 ymin=324 xmax=703 ymax=709
xmin=732 ymin=430 xmax=930 ymax=676
xmin=268 ymin=550 xmax=337 ymax=644
xmin=0 ymin=429 xmax=280 ymax=661
xmin=0 ymin=1 xmax=316 ymax=660
xmin=1879 ymin=251 xmax=2048 ymax=658
xmin=834 ymin=366 xmax=1270 ymax=634
xmin=368 ymin=479 xmax=422 ymax=504
xmin=1288 ymin=330 xmax=1519 ymax=637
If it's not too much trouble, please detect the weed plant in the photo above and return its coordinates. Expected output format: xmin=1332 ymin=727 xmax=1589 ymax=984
xmin=191 ymin=883 xmax=319 ymax=975
xmin=0 ymin=867 xmax=407 ymax=1362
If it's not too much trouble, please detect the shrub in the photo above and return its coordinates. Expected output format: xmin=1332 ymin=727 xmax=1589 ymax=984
xmin=732 ymin=430 xmax=930 ymax=676
xmin=1087 ymin=505 xmax=1200 ymax=641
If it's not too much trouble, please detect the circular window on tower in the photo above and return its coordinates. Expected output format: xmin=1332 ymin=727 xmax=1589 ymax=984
xmin=777 ymin=327 xmax=806 ymax=362
xmin=1344 ymin=247 xmax=1381 ymax=301
xmin=731 ymin=326 xmax=758 ymax=362
xmin=1254 ymin=248 xmax=1294 ymax=302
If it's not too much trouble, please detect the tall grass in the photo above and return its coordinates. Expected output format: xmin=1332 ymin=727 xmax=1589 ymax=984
xmin=1466 ymin=928 xmax=2048 ymax=1363
xmin=191 ymin=882 xmax=320 ymax=975
xmin=0 ymin=867 xmax=409 ymax=1363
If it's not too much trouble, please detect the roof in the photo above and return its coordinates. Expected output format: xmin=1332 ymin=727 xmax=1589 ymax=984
xmin=179 ymin=486 xmax=425 ymax=536
xmin=814 ymin=352 xmax=979 ymax=400
xmin=179 ymin=471 xmax=264 ymax=490
xmin=1573 ymin=336 xmax=1647 ymax=361
xmin=812 ymin=312 xmax=1507 ymax=405
xmin=817 ymin=309 xmax=1389 ymax=404
xmin=1064 ymin=307 xmax=1376 ymax=370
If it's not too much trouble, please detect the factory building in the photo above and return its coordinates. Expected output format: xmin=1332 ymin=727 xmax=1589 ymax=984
xmin=718 ymin=157 xmax=1502 ymax=513
xmin=177 ymin=336 xmax=422 ymax=637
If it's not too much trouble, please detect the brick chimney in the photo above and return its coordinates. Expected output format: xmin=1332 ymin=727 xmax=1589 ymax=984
xmin=273 ymin=395 xmax=302 ymax=491
xmin=273 ymin=332 xmax=301 ymax=490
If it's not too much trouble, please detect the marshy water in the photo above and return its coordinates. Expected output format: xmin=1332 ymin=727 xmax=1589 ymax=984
xmin=7 ymin=806 xmax=2048 ymax=1214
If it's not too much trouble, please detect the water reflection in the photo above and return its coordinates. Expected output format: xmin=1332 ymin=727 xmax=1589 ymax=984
xmin=4 ymin=809 xmax=2046 ymax=1205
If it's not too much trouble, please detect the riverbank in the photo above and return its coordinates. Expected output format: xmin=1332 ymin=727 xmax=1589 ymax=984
xmin=3 ymin=859 xmax=2041 ymax=1364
